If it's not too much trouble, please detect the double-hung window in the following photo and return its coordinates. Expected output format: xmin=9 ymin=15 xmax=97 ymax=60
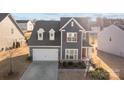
xmin=38 ymin=33 xmax=43 ymax=40
xmin=37 ymin=28 xmax=44 ymax=40
xmin=65 ymin=49 xmax=78 ymax=60
xmin=49 ymin=29 xmax=55 ymax=40
xmin=67 ymin=32 xmax=77 ymax=42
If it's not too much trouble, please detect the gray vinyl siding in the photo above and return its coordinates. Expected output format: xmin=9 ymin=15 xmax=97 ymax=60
xmin=29 ymin=47 xmax=60 ymax=60
xmin=61 ymin=21 xmax=82 ymax=60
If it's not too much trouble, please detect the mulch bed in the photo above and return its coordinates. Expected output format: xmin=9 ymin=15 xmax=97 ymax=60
xmin=59 ymin=62 xmax=86 ymax=69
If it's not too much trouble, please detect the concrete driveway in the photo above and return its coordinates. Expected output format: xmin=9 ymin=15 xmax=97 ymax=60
xmin=21 ymin=61 xmax=58 ymax=80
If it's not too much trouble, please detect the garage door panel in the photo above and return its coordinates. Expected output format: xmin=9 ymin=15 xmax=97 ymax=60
xmin=33 ymin=49 xmax=58 ymax=61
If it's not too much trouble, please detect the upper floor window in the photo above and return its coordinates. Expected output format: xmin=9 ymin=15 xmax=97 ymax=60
xmin=49 ymin=29 xmax=55 ymax=40
xmin=39 ymin=33 xmax=43 ymax=38
xmin=67 ymin=32 xmax=77 ymax=42
xmin=37 ymin=28 xmax=45 ymax=40
xmin=11 ymin=28 xmax=14 ymax=34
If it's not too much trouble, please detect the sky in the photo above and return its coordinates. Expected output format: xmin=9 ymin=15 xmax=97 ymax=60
xmin=12 ymin=13 xmax=124 ymax=21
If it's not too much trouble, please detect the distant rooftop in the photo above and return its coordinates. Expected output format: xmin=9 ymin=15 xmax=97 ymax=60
xmin=16 ymin=20 xmax=29 ymax=23
xmin=116 ymin=25 xmax=124 ymax=31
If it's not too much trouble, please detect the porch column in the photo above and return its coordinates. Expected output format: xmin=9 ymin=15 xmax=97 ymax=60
xmin=86 ymin=48 xmax=88 ymax=58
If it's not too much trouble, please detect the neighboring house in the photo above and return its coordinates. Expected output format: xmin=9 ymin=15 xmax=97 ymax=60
xmin=29 ymin=17 xmax=93 ymax=62
xmin=16 ymin=20 xmax=34 ymax=32
xmin=0 ymin=13 xmax=26 ymax=51
xmin=98 ymin=24 xmax=124 ymax=57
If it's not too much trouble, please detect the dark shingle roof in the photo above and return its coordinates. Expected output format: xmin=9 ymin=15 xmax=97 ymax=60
xmin=116 ymin=25 xmax=124 ymax=31
xmin=29 ymin=17 xmax=91 ymax=46
xmin=60 ymin=17 xmax=91 ymax=30
xmin=0 ymin=13 xmax=9 ymax=22
xmin=16 ymin=20 xmax=29 ymax=23
xmin=28 ymin=20 xmax=61 ymax=46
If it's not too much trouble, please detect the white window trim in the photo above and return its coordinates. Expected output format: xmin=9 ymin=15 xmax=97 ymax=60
xmin=49 ymin=32 xmax=55 ymax=40
xmin=65 ymin=49 xmax=78 ymax=60
xmin=67 ymin=32 xmax=77 ymax=43
xmin=37 ymin=28 xmax=45 ymax=40
xmin=38 ymin=32 xmax=43 ymax=40
xmin=49 ymin=29 xmax=55 ymax=40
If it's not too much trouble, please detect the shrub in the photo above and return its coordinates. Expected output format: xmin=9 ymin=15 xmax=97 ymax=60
xmin=63 ymin=62 xmax=68 ymax=67
xmin=74 ymin=63 xmax=79 ymax=67
xmin=27 ymin=56 xmax=32 ymax=61
xmin=78 ymin=62 xmax=86 ymax=68
xmin=89 ymin=68 xmax=109 ymax=80
xmin=68 ymin=61 xmax=74 ymax=66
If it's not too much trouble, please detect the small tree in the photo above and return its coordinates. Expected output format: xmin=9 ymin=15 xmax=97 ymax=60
xmin=8 ymin=48 xmax=17 ymax=75
xmin=89 ymin=68 xmax=110 ymax=80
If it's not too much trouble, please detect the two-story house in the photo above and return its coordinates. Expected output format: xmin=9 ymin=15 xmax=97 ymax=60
xmin=98 ymin=24 xmax=124 ymax=58
xmin=28 ymin=17 xmax=92 ymax=62
xmin=0 ymin=13 xmax=26 ymax=51
xmin=16 ymin=20 xmax=34 ymax=32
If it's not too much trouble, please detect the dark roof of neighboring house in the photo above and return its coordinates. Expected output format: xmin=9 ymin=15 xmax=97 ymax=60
xmin=28 ymin=20 xmax=61 ymax=46
xmin=0 ymin=13 xmax=9 ymax=22
xmin=60 ymin=17 xmax=91 ymax=30
xmin=16 ymin=20 xmax=29 ymax=23
xmin=116 ymin=25 xmax=124 ymax=31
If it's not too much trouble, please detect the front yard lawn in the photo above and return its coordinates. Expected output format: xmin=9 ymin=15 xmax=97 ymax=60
xmin=0 ymin=46 xmax=31 ymax=80
xmin=0 ymin=54 xmax=31 ymax=80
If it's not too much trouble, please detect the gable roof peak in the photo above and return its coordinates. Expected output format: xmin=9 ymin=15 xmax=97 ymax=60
xmin=37 ymin=28 xmax=45 ymax=32
xmin=59 ymin=17 xmax=85 ymax=31
xmin=49 ymin=28 xmax=55 ymax=32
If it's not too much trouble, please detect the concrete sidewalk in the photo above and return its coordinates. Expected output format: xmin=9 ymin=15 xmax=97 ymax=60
xmin=21 ymin=62 xmax=58 ymax=80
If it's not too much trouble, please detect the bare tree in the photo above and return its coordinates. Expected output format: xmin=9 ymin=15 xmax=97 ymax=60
xmin=7 ymin=47 xmax=17 ymax=75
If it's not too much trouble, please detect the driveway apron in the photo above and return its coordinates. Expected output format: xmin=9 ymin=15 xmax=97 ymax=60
xmin=21 ymin=61 xmax=58 ymax=80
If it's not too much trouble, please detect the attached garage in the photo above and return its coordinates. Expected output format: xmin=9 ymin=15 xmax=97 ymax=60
xmin=32 ymin=49 xmax=59 ymax=61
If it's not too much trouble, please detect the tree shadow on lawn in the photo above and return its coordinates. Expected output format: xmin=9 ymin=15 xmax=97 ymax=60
xmin=0 ymin=54 xmax=31 ymax=80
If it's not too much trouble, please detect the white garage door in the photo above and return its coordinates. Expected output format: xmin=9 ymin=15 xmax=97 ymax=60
xmin=33 ymin=49 xmax=58 ymax=61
